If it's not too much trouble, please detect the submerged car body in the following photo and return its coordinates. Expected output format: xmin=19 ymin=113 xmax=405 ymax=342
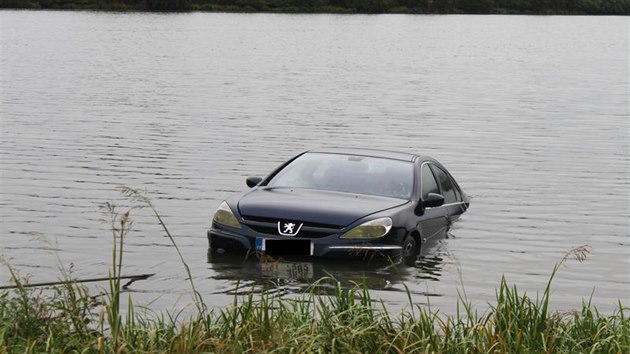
xmin=208 ymin=148 xmax=469 ymax=262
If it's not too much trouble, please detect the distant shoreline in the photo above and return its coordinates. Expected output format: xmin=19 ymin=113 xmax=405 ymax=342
xmin=3 ymin=0 xmax=629 ymax=16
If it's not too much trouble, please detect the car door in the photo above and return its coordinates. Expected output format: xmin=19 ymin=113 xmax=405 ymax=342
xmin=416 ymin=163 xmax=450 ymax=245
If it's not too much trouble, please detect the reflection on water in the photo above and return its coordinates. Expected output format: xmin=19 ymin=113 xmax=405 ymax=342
xmin=207 ymin=241 xmax=449 ymax=300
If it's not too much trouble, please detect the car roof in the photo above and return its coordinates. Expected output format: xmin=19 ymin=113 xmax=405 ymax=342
xmin=306 ymin=147 xmax=423 ymax=162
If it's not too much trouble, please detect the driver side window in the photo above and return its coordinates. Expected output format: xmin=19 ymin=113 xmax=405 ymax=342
xmin=431 ymin=165 xmax=457 ymax=204
xmin=421 ymin=164 xmax=439 ymax=200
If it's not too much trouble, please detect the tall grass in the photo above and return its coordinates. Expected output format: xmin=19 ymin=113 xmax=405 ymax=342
xmin=119 ymin=186 xmax=206 ymax=315
xmin=1 ymin=189 xmax=628 ymax=353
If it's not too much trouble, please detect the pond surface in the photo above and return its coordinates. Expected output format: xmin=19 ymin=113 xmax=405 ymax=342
xmin=1 ymin=11 xmax=628 ymax=314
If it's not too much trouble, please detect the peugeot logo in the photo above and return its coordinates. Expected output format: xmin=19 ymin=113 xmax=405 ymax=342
xmin=277 ymin=221 xmax=303 ymax=236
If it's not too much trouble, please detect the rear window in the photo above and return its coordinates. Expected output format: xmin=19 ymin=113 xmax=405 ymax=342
xmin=267 ymin=153 xmax=414 ymax=199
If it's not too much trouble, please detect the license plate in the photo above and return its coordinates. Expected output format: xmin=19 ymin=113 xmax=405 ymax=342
xmin=255 ymin=238 xmax=313 ymax=256
xmin=259 ymin=261 xmax=314 ymax=280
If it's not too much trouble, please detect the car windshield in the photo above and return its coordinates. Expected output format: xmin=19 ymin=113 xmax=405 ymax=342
xmin=266 ymin=153 xmax=414 ymax=199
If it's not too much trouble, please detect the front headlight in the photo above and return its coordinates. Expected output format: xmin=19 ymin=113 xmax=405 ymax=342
xmin=340 ymin=217 xmax=392 ymax=239
xmin=212 ymin=201 xmax=241 ymax=229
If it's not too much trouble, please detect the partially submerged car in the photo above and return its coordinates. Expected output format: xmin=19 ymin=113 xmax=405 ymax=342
xmin=208 ymin=148 xmax=469 ymax=263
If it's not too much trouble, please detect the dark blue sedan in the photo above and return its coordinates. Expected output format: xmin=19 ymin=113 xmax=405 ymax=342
xmin=208 ymin=148 xmax=469 ymax=263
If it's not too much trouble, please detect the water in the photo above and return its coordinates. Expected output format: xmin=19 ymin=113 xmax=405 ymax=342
xmin=1 ymin=11 xmax=628 ymax=314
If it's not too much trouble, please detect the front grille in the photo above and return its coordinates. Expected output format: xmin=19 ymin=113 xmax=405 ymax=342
xmin=242 ymin=215 xmax=343 ymax=229
xmin=241 ymin=215 xmax=344 ymax=238
xmin=247 ymin=225 xmax=336 ymax=238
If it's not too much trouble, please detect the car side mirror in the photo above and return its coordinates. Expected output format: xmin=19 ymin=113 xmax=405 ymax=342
xmin=246 ymin=176 xmax=263 ymax=188
xmin=424 ymin=193 xmax=445 ymax=208
xmin=415 ymin=193 xmax=445 ymax=215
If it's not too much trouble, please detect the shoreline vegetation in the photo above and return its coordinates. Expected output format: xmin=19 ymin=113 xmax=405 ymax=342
xmin=2 ymin=188 xmax=629 ymax=353
xmin=2 ymin=0 xmax=630 ymax=15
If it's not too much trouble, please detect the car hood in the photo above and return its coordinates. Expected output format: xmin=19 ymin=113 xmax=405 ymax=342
xmin=237 ymin=187 xmax=408 ymax=226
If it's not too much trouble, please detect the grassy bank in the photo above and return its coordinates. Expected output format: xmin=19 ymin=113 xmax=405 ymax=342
xmin=2 ymin=271 xmax=629 ymax=353
xmin=1 ymin=189 xmax=629 ymax=353
xmin=2 ymin=0 xmax=630 ymax=15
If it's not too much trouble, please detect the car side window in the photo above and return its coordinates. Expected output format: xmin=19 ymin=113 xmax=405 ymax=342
xmin=421 ymin=164 xmax=439 ymax=200
xmin=430 ymin=165 xmax=457 ymax=204
xmin=453 ymin=183 xmax=461 ymax=202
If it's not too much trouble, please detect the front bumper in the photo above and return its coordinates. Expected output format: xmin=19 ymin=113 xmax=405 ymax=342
xmin=207 ymin=227 xmax=402 ymax=259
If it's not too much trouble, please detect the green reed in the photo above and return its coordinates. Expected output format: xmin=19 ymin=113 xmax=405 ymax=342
xmin=1 ymin=190 xmax=628 ymax=353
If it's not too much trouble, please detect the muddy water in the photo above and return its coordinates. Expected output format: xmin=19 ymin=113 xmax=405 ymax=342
xmin=1 ymin=11 xmax=628 ymax=313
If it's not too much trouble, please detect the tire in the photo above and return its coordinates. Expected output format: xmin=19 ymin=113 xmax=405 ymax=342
xmin=402 ymin=235 xmax=420 ymax=265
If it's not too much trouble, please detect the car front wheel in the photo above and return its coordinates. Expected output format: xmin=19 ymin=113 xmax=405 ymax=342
xmin=402 ymin=235 xmax=420 ymax=265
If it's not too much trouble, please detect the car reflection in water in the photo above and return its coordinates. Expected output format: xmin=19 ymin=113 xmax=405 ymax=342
xmin=206 ymin=238 xmax=450 ymax=297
